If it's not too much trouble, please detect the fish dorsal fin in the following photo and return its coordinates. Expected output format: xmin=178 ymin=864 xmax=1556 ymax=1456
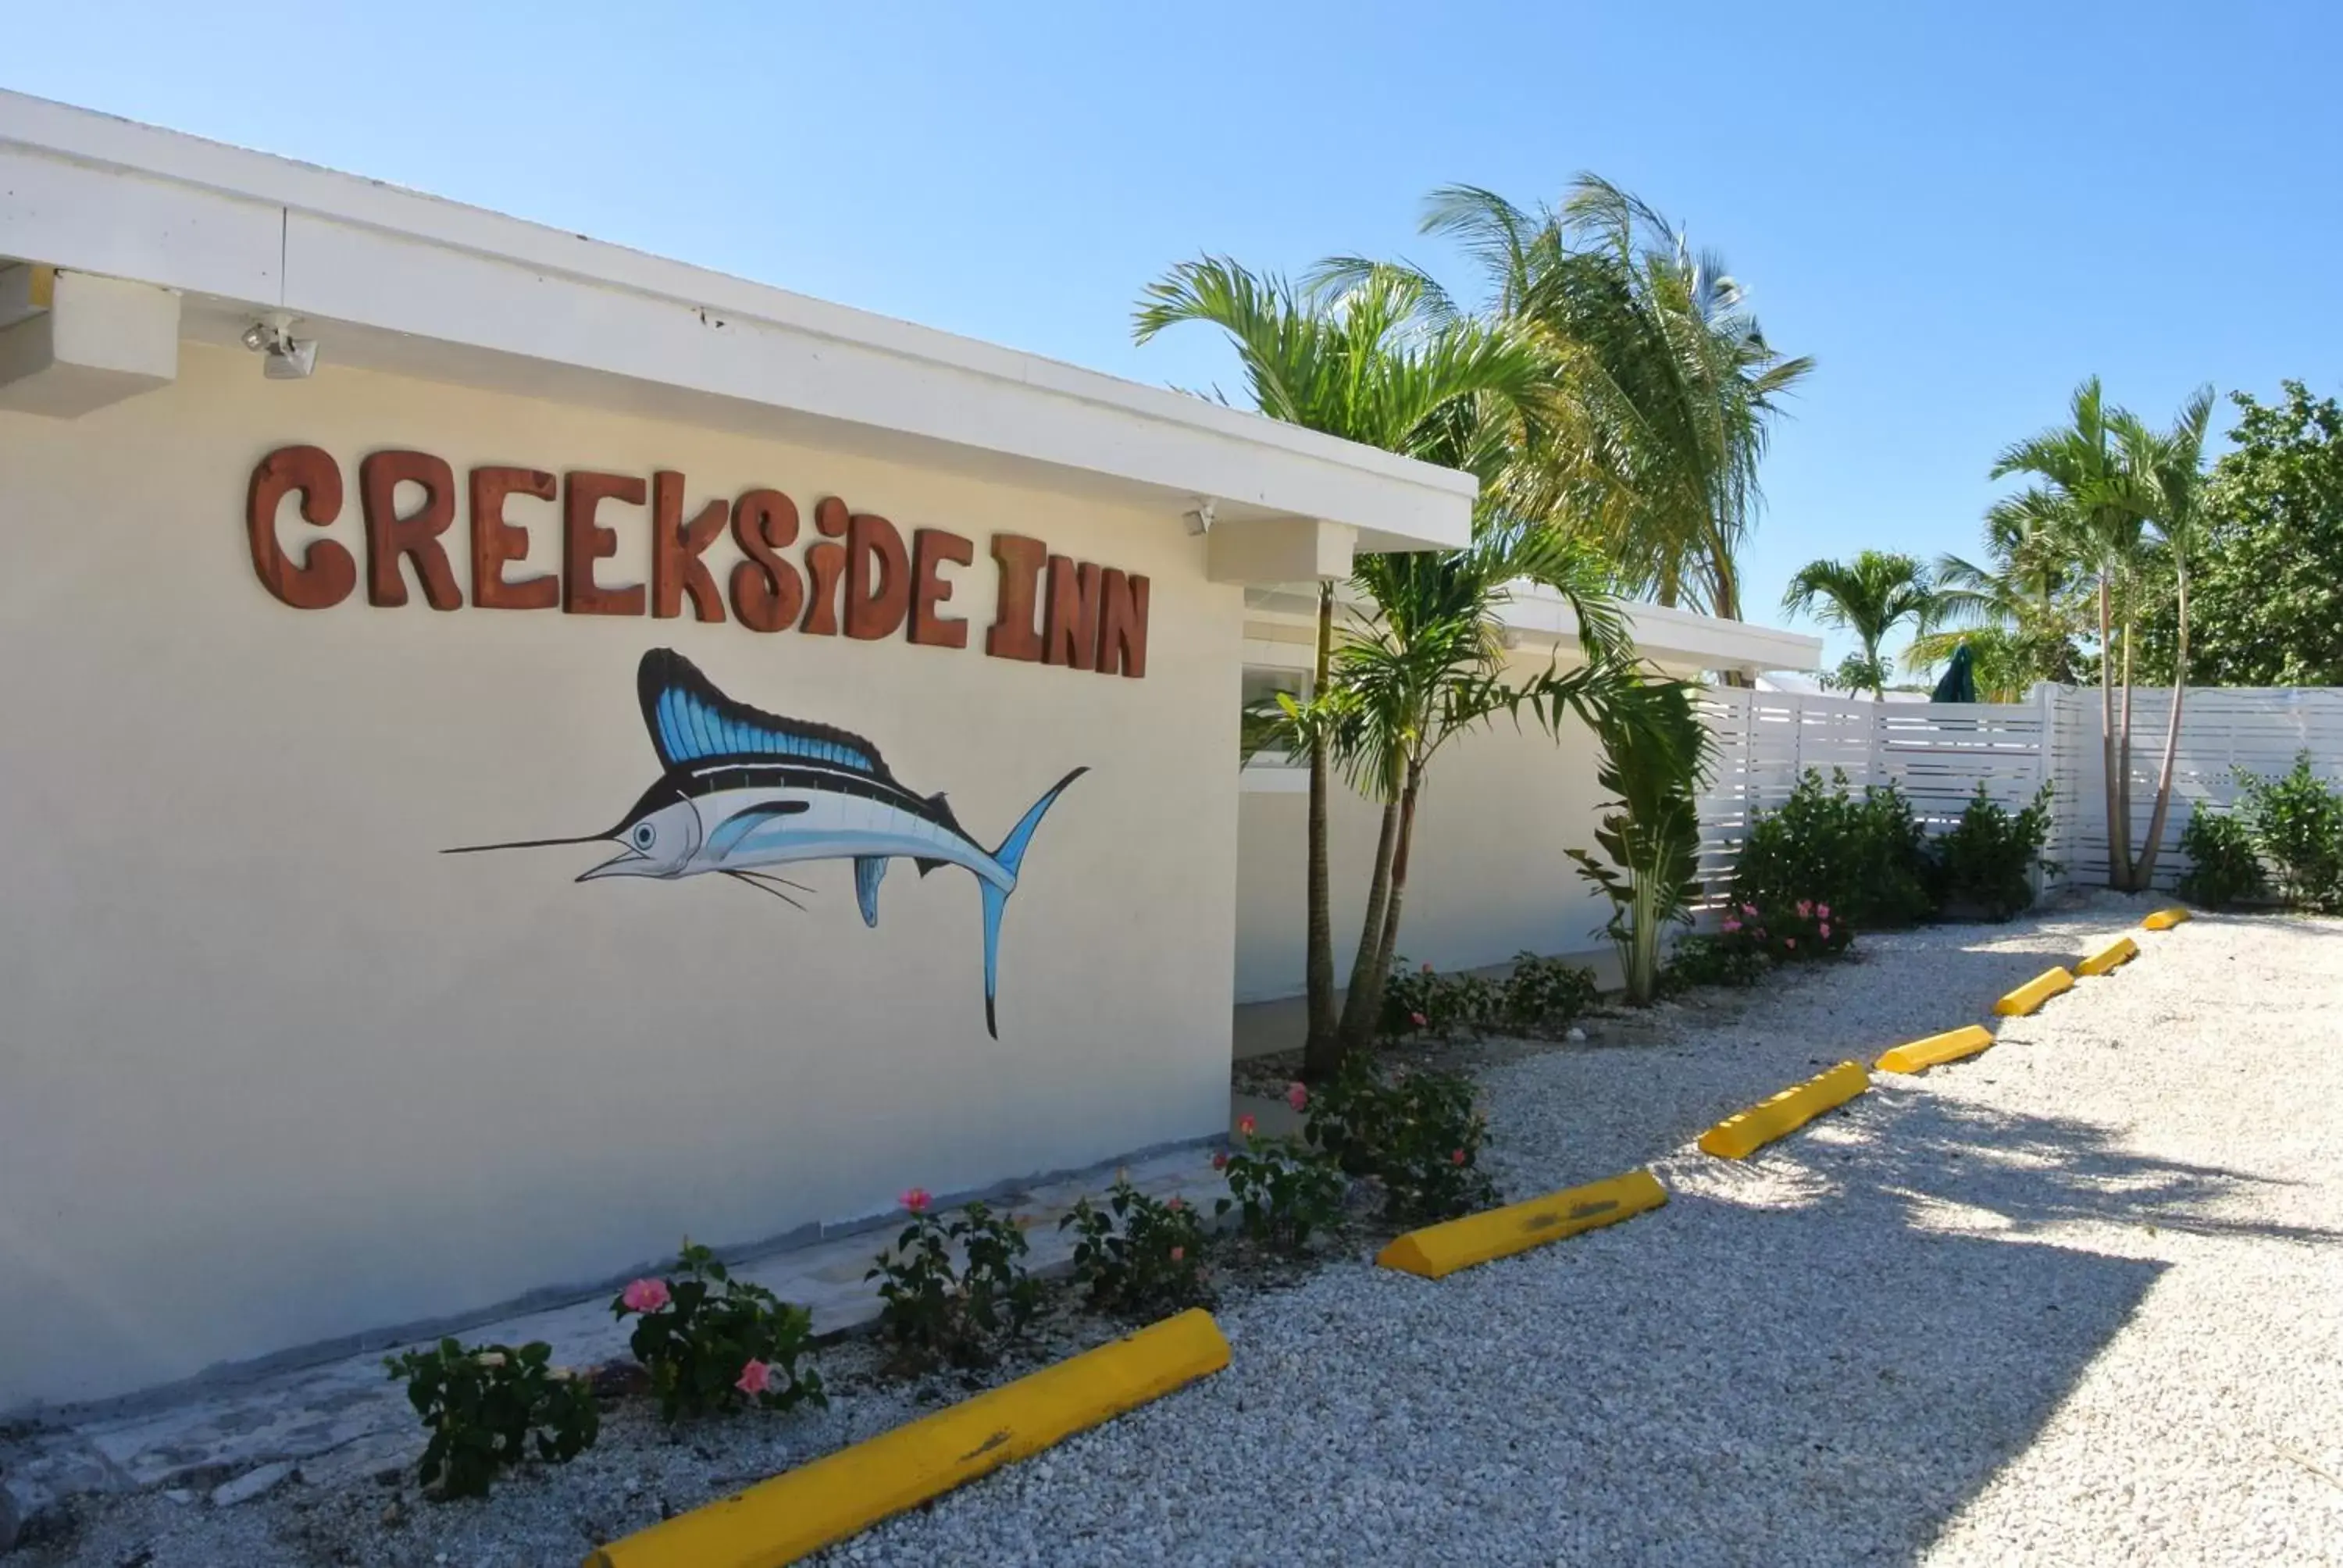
xmin=637 ymin=648 xmax=891 ymax=777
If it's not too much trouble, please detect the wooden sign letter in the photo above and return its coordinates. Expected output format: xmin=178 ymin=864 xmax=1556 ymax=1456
xmin=908 ymin=529 xmax=974 ymax=649
xmin=651 ymin=470 xmax=729 ymax=622
xmin=563 ymin=471 xmax=648 ymax=616
xmin=843 ymin=512 xmax=911 ymax=640
xmin=1042 ymin=554 xmax=1103 ymax=671
xmin=800 ymin=496 xmax=850 ymax=636
xmin=469 ymin=467 xmax=558 ymax=610
xmin=984 ymin=533 xmax=1047 ymax=662
xmin=246 ymin=445 xmax=355 ymax=610
xmin=1095 ymin=568 xmax=1150 ymax=679
xmin=360 ymin=451 xmax=463 ymax=610
xmin=729 ymin=488 xmax=805 ymax=633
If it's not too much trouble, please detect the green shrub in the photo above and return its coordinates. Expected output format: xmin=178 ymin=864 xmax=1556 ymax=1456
xmin=1721 ymin=896 xmax=1853 ymax=961
xmin=1731 ymin=770 xmax=1933 ymax=931
xmin=1303 ymin=1058 xmax=1497 ymax=1222
xmin=383 ymin=1338 xmax=598 ymax=1499
xmin=1496 ymin=952 xmax=1601 ymax=1037
xmin=1214 ymin=1121 xmax=1347 ymax=1253
xmin=1378 ymin=958 xmax=1500 ymax=1042
xmin=1061 ymin=1178 xmax=1211 ymax=1318
xmin=2176 ymin=804 xmax=2266 ymax=908
xmin=614 ymin=1240 xmax=824 ymax=1421
xmin=1660 ymin=932 xmax=1769 ymax=991
xmin=867 ymin=1197 xmax=1040 ymax=1373
xmin=2236 ymin=754 xmax=2343 ymax=911
xmin=1931 ymin=783 xmax=2057 ymax=921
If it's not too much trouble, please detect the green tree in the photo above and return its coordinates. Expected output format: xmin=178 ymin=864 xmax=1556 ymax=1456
xmin=1132 ymin=258 xmax=1585 ymax=1078
xmin=2118 ymin=387 xmax=2215 ymax=887
xmin=1567 ymin=675 xmax=1714 ymax=1003
xmin=2150 ymin=382 xmax=2343 ymax=686
xmin=1325 ymin=176 xmax=1813 ymax=622
xmin=1991 ymin=377 xmax=2153 ymax=889
xmin=1778 ymin=551 xmax=1944 ymax=700
xmin=1908 ymin=488 xmax=2089 ymax=696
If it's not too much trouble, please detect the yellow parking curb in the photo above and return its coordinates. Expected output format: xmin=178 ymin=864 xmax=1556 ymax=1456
xmin=2143 ymin=906 xmax=2191 ymax=930
xmin=1994 ymin=967 xmax=2074 ymax=1017
xmin=1376 ymin=1168 xmax=1667 ymax=1279
xmin=583 ymin=1310 xmax=1230 ymax=1568
xmin=2077 ymin=935 xmax=2139 ymax=976
xmin=1697 ymin=1061 xmax=1870 ymax=1160
xmin=1875 ymin=1025 xmax=1995 ymax=1074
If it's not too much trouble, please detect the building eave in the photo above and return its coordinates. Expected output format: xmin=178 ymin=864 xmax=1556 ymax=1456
xmin=0 ymin=90 xmax=1475 ymax=554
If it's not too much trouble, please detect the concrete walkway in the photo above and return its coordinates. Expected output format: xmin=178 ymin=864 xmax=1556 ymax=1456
xmin=0 ymin=1141 xmax=1233 ymax=1528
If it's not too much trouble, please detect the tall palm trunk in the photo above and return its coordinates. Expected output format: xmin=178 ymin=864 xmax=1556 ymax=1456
xmin=2096 ymin=575 xmax=2131 ymax=889
xmin=2117 ymin=615 xmax=2138 ymax=887
xmin=1336 ymin=797 xmax=1403 ymax=1053
xmin=1351 ymin=757 xmax=1426 ymax=1049
xmin=2136 ymin=567 xmax=2189 ymax=889
xmin=1301 ymin=583 xmax=1339 ymax=1080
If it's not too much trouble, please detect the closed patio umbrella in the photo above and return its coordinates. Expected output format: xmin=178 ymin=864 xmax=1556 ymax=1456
xmin=1930 ymin=641 xmax=1978 ymax=703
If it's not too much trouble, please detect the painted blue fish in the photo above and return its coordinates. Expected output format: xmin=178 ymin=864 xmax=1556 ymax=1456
xmin=448 ymin=647 xmax=1086 ymax=1036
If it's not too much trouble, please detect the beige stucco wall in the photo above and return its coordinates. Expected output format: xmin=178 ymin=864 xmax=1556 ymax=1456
xmin=0 ymin=345 xmax=1239 ymax=1409
xmin=1233 ymin=674 xmax=1614 ymax=1003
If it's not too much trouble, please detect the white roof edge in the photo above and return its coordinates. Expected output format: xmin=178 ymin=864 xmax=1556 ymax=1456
xmin=0 ymin=90 xmax=1476 ymax=547
xmin=1245 ymin=581 xmax=1826 ymax=673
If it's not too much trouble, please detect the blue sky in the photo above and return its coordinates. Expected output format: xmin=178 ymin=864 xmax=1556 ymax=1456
xmin=11 ymin=2 xmax=2339 ymax=665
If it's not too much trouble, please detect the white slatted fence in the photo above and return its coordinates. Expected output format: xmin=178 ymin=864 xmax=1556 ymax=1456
xmin=1696 ymin=683 xmax=2343 ymax=897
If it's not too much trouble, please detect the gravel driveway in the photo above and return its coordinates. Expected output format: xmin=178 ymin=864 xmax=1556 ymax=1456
xmin=23 ymin=896 xmax=2343 ymax=1564
xmin=834 ymin=896 xmax=2343 ymax=1566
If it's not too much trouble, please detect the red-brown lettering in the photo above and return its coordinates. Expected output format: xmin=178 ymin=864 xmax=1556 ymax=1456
xmin=563 ymin=471 xmax=647 ymax=616
xmin=360 ymin=451 xmax=462 ymax=610
xmin=908 ymin=529 xmax=973 ymax=649
xmin=651 ymin=470 xmax=728 ymax=622
xmin=985 ymin=533 xmax=1047 ymax=661
xmin=1095 ymin=568 xmax=1150 ymax=679
xmin=1043 ymin=554 xmax=1102 ymax=671
xmin=729 ymin=488 xmax=804 ymax=633
xmin=469 ymin=467 xmax=558 ymax=611
xmin=246 ymin=445 xmax=355 ymax=610
xmin=801 ymin=496 xmax=849 ymax=636
xmin=843 ymin=511 xmax=911 ymax=640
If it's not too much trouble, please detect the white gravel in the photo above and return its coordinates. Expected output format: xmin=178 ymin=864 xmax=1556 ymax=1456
xmin=832 ymin=895 xmax=2343 ymax=1567
xmin=23 ymin=895 xmax=2343 ymax=1565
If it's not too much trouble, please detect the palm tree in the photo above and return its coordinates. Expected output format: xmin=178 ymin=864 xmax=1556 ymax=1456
xmin=1567 ymin=675 xmax=1714 ymax=1003
xmin=1326 ymin=515 xmax=1628 ymax=1052
xmin=1132 ymin=258 xmax=1560 ymax=1078
xmin=2119 ymin=386 xmax=2216 ymax=889
xmin=1778 ymin=551 xmax=1944 ymax=700
xmin=1991 ymin=377 xmax=2152 ymax=889
xmin=1908 ymin=490 xmax=2088 ymax=695
xmin=1403 ymin=176 xmax=1815 ymax=622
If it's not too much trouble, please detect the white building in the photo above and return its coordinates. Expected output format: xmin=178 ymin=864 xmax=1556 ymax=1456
xmin=0 ymin=91 xmax=1816 ymax=1412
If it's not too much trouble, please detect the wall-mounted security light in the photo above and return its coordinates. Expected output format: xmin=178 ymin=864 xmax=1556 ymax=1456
xmin=241 ymin=312 xmax=317 ymax=380
xmin=1182 ymin=498 xmax=1217 ymax=537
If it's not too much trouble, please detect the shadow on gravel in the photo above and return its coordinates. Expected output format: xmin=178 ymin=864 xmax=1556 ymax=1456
xmin=1846 ymin=1084 xmax=2343 ymax=1247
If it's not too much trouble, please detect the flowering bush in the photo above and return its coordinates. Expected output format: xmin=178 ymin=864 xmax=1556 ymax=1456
xmin=383 ymin=1338 xmax=597 ymax=1499
xmin=1215 ymin=1115 xmax=1347 ymax=1253
xmin=614 ymin=1239 xmax=824 ymax=1422
xmin=1305 ymin=1057 xmax=1497 ymax=1222
xmin=1731 ymin=769 xmax=1933 ymax=929
xmin=1377 ymin=958 xmax=1500 ymax=1043
xmin=867 ymin=1195 xmax=1040 ymax=1372
xmin=1061 ymin=1176 xmax=1211 ymax=1318
xmin=1717 ymin=897 xmax=1853 ymax=961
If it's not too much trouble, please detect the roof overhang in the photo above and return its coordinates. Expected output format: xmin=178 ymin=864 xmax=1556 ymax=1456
xmin=1243 ymin=581 xmax=1825 ymax=677
xmin=0 ymin=91 xmax=1476 ymax=561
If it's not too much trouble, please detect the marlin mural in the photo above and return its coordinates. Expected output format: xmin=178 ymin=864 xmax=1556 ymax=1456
xmin=448 ymin=648 xmax=1086 ymax=1036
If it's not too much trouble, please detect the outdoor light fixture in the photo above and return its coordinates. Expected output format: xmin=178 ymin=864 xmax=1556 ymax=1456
xmin=241 ymin=312 xmax=317 ymax=380
xmin=1182 ymin=497 xmax=1216 ymax=537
